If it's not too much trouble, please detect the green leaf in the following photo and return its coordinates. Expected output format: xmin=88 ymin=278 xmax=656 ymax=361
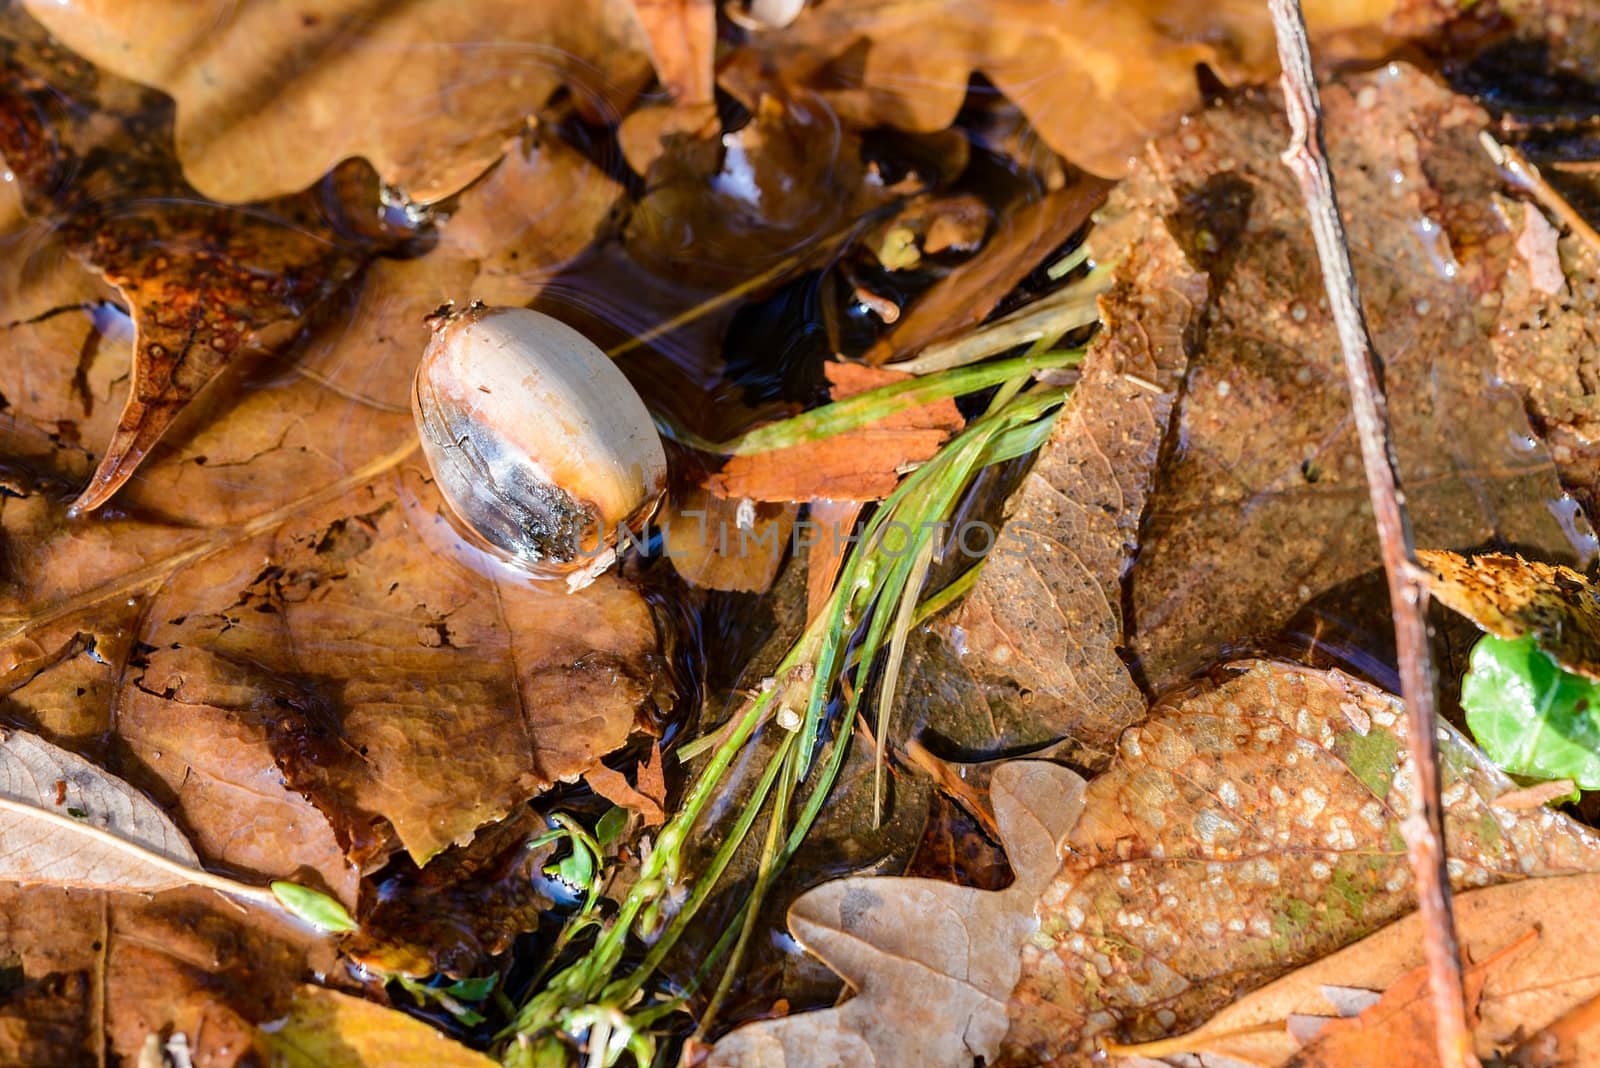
xmin=271 ymin=881 xmax=359 ymax=933
xmin=1461 ymin=633 xmax=1600 ymax=789
xmin=550 ymin=845 xmax=595 ymax=891
xmin=595 ymin=805 xmax=628 ymax=848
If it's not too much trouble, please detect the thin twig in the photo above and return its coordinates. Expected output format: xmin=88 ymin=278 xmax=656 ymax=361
xmin=1266 ymin=4 xmax=1476 ymax=1068
xmin=1479 ymin=131 xmax=1600 ymax=258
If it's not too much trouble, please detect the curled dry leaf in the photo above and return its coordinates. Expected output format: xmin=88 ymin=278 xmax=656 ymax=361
xmin=720 ymin=0 xmax=1437 ymax=179
xmin=262 ymin=985 xmax=497 ymax=1068
xmin=0 ymin=725 xmax=203 ymax=891
xmin=1135 ymin=875 xmax=1600 ymax=1067
xmin=999 ymin=660 xmax=1600 ymax=1064
xmin=706 ymin=362 xmax=963 ymax=503
xmin=707 ymin=761 xmax=1087 ymax=1068
xmin=0 ymin=15 xmax=393 ymax=515
xmin=1417 ymin=549 xmax=1600 ymax=679
xmin=20 ymin=0 xmax=652 ymax=203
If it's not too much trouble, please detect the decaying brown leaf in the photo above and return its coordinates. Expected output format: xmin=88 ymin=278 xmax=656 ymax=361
xmin=0 ymin=15 xmax=393 ymax=515
xmin=706 ymin=362 xmax=963 ymax=502
xmin=586 ymin=747 xmax=669 ymax=828
xmin=720 ymin=0 xmax=1434 ymax=179
xmin=1123 ymin=63 xmax=1594 ymax=692
xmin=20 ymin=0 xmax=652 ymax=203
xmin=1130 ymin=875 xmax=1600 ymax=1067
xmin=263 ymin=985 xmax=497 ymax=1068
xmin=344 ymin=806 xmax=552 ymax=977
xmin=664 ymin=485 xmax=797 ymax=594
xmin=0 ymin=882 xmax=342 ymax=1065
xmin=905 ymin=161 xmax=1201 ymax=763
xmin=1000 ymin=660 xmax=1600 ymax=1064
xmin=707 ymin=761 xmax=1087 ymax=1067
xmin=625 ymin=94 xmax=892 ymax=288
xmin=632 ymin=0 xmax=716 ymax=105
xmin=1418 ymin=550 xmax=1600 ymax=679
xmin=1278 ymin=930 xmax=1518 ymax=1068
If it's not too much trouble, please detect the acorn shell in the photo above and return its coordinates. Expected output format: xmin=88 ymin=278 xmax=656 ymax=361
xmin=412 ymin=305 xmax=667 ymax=578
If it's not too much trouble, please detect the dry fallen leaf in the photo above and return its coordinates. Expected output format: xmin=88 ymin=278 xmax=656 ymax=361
xmin=0 ymin=15 xmax=393 ymax=515
xmin=1417 ymin=550 xmax=1600 ymax=679
xmin=633 ymin=0 xmax=717 ymax=105
xmin=1129 ymin=875 xmax=1600 ymax=1067
xmin=1279 ymin=933 xmax=1522 ymax=1067
xmin=263 ymin=985 xmax=498 ymax=1068
xmin=707 ymin=361 xmax=964 ymax=502
xmin=999 ymin=660 xmax=1600 ymax=1064
xmin=720 ymin=0 xmax=1434 ymax=179
xmin=0 ymin=726 xmax=204 ymax=891
xmin=707 ymin=760 xmax=1087 ymax=1067
xmin=21 ymin=0 xmax=653 ymax=203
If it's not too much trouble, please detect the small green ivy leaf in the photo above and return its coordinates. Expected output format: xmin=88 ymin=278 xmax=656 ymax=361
xmin=595 ymin=805 xmax=628 ymax=849
xmin=271 ymin=880 xmax=360 ymax=933
xmin=550 ymin=845 xmax=595 ymax=892
xmin=1461 ymin=633 xmax=1600 ymax=790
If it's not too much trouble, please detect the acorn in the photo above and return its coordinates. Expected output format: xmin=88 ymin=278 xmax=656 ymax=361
xmin=412 ymin=304 xmax=667 ymax=591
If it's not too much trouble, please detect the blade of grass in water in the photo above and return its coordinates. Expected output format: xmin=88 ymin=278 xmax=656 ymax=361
xmin=502 ymin=380 xmax=1071 ymax=1067
xmin=717 ymin=349 xmax=1081 ymax=455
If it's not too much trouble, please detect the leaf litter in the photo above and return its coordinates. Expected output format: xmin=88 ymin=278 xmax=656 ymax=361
xmin=8 ymin=1 xmax=1600 ymax=1065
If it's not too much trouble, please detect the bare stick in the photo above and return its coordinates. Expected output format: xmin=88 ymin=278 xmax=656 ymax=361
xmin=1266 ymin=3 xmax=1477 ymax=1067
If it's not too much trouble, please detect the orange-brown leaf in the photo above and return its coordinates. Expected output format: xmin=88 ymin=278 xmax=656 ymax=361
xmin=632 ymin=0 xmax=716 ymax=105
xmin=705 ymin=363 xmax=963 ymax=502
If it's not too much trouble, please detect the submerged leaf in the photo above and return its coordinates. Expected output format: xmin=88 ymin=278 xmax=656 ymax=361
xmin=1124 ymin=64 xmax=1594 ymax=692
xmin=708 ymin=761 xmax=1087 ymax=1067
xmin=262 ymin=985 xmax=497 ymax=1068
xmin=0 ymin=15 xmax=394 ymax=514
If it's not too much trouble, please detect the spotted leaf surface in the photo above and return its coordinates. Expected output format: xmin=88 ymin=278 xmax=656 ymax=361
xmin=1000 ymin=660 xmax=1600 ymax=1064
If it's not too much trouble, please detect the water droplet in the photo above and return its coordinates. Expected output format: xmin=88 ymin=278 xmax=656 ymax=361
xmin=1414 ymin=298 xmax=1430 ymax=315
xmin=1181 ymin=133 xmax=1202 ymax=152
xmin=1290 ymin=302 xmax=1309 ymax=322
xmin=1216 ymin=380 xmax=1232 ymax=398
